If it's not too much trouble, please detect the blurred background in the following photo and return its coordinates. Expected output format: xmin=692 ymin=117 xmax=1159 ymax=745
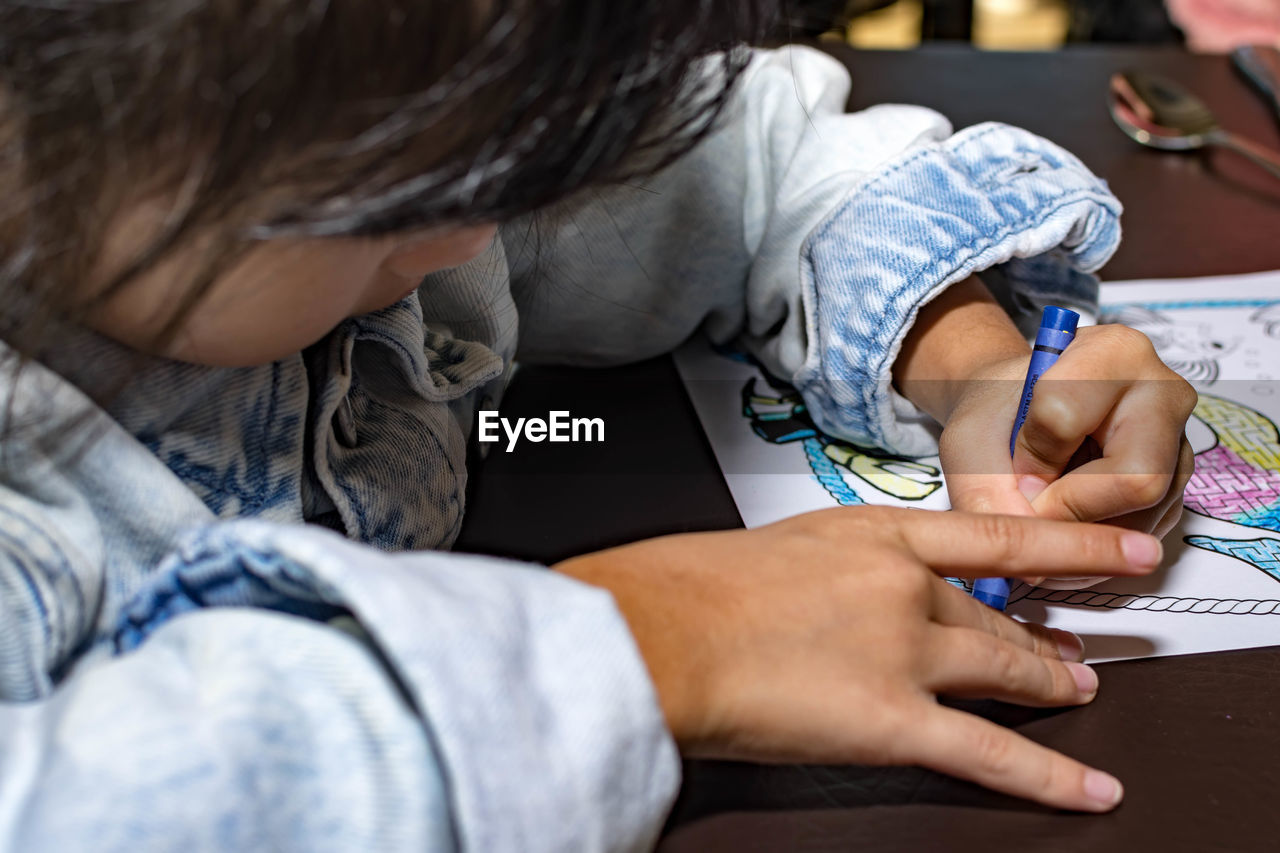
xmin=785 ymin=0 xmax=1206 ymax=50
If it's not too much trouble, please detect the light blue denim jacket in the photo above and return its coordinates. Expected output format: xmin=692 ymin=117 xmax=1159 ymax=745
xmin=0 ymin=47 xmax=1120 ymax=852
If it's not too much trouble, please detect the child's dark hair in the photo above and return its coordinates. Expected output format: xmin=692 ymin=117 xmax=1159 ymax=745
xmin=0 ymin=0 xmax=790 ymax=361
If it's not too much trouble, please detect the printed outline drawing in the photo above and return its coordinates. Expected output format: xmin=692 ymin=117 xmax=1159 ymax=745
xmin=726 ymin=297 xmax=1280 ymax=614
xmin=1097 ymin=304 xmax=1239 ymax=384
xmin=1016 ymin=586 xmax=1280 ymax=614
xmin=1251 ymin=303 xmax=1280 ymax=338
xmin=1182 ymin=394 xmax=1280 ymax=534
xmin=740 ymin=373 xmax=942 ymax=504
xmin=1177 ymin=392 xmax=1280 ymax=587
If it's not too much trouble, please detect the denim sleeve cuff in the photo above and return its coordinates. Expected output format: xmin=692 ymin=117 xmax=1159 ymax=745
xmin=113 ymin=521 xmax=680 ymax=852
xmin=794 ymin=122 xmax=1122 ymax=457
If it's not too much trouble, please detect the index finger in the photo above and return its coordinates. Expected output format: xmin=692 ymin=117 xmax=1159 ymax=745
xmin=1012 ymin=376 xmax=1121 ymax=485
xmin=1030 ymin=392 xmax=1192 ymax=524
xmin=879 ymin=508 xmax=1163 ymax=579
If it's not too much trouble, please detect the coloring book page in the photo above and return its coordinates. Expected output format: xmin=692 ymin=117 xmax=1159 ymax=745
xmin=675 ymin=270 xmax=1280 ymax=662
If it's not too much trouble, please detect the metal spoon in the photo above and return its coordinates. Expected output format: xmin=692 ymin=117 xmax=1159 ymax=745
xmin=1108 ymin=69 xmax=1280 ymax=180
xmin=1231 ymin=45 xmax=1280 ymax=123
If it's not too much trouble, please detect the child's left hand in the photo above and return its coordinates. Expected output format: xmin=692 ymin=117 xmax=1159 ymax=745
xmin=940 ymin=324 xmax=1198 ymax=539
xmin=895 ymin=278 xmax=1198 ymax=588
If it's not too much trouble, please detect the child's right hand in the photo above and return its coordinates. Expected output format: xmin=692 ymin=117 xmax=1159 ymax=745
xmin=556 ymin=506 xmax=1164 ymax=813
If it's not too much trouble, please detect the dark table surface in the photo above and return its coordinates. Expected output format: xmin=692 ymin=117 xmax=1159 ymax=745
xmin=455 ymin=44 xmax=1280 ymax=852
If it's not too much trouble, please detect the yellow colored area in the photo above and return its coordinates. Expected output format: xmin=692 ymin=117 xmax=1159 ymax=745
xmin=1194 ymin=395 xmax=1280 ymax=474
xmin=823 ymin=443 xmax=943 ymax=500
xmin=846 ymin=0 xmax=1069 ymax=51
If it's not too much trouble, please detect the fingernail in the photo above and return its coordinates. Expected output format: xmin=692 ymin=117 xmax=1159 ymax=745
xmin=1018 ymin=475 xmax=1047 ymax=503
xmin=1051 ymin=628 xmax=1086 ymax=661
xmin=1121 ymin=532 xmax=1163 ymax=568
xmin=1066 ymin=661 xmax=1098 ymax=695
xmin=1084 ymin=770 xmax=1124 ymax=809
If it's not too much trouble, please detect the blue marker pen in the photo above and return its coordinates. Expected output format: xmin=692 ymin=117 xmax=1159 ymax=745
xmin=971 ymin=306 xmax=1080 ymax=611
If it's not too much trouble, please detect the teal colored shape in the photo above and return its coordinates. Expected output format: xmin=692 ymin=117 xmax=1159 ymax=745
xmin=1185 ymin=536 xmax=1280 ymax=582
xmin=804 ymin=437 xmax=864 ymax=507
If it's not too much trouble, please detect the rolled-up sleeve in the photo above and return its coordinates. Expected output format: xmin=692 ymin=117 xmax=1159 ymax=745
xmin=794 ymin=120 xmax=1121 ymax=456
xmin=507 ymin=46 xmax=1121 ymax=457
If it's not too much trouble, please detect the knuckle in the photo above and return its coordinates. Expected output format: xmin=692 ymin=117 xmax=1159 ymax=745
xmin=1157 ymin=502 xmax=1185 ymax=538
xmin=1115 ymin=470 xmax=1169 ymax=510
xmin=1174 ymin=449 xmax=1196 ymax=493
xmin=937 ymin=427 xmax=966 ymax=461
xmin=782 ymin=508 xmax=853 ymax=543
xmin=1038 ymin=754 xmax=1071 ymax=802
xmin=1176 ymin=461 xmax=1195 ymax=495
xmin=861 ymin=505 xmax=898 ymax=525
xmin=868 ymin=694 xmax=917 ymax=763
xmin=1056 ymin=487 xmax=1093 ymax=523
xmin=1020 ymin=623 xmax=1057 ymax=658
xmin=972 ymin=513 xmax=1027 ymax=566
xmin=786 ymin=511 xmax=832 ymax=538
xmin=877 ymin=563 xmax=933 ymax=607
xmin=953 ymin=484 xmax=1005 ymax=516
xmin=1026 ymin=394 xmax=1082 ymax=446
xmin=904 ymin=565 xmax=934 ymax=598
xmin=991 ymin=642 xmax=1023 ymax=689
xmin=973 ymin=726 xmax=1018 ymax=779
xmin=1174 ymin=379 xmax=1199 ymax=417
xmin=1108 ymin=323 xmax=1155 ymax=355
xmin=1074 ymin=523 xmax=1119 ymax=565
xmin=1180 ymin=437 xmax=1196 ymax=468
xmin=841 ymin=506 xmax=899 ymax=547
xmin=1047 ymin=661 xmax=1078 ymax=701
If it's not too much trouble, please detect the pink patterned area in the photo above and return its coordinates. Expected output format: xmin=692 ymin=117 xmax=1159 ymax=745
xmin=1185 ymin=444 xmax=1280 ymax=522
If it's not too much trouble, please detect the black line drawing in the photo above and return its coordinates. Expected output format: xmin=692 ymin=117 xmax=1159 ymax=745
xmin=1100 ymin=304 xmax=1237 ymax=384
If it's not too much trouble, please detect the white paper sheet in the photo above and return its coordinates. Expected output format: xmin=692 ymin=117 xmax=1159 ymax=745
xmin=675 ymin=271 xmax=1280 ymax=662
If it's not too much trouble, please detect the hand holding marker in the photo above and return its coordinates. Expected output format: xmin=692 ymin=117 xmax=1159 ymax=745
xmin=971 ymin=306 xmax=1080 ymax=611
